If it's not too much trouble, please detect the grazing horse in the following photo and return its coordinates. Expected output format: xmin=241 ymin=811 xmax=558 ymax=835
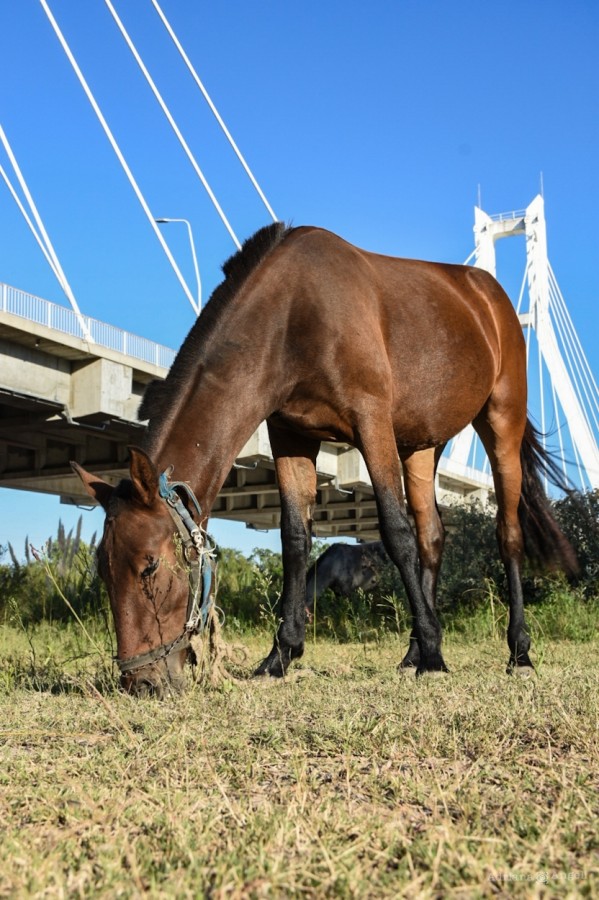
xmin=305 ymin=541 xmax=388 ymax=614
xmin=72 ymin=222 xmax=576 ymax=694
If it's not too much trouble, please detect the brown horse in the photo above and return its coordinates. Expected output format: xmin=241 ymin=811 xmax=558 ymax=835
xmin=72 ymin=222 xmax=576 ymax=694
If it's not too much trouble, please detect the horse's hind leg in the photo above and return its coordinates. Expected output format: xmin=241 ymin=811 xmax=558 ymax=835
xmin=254 ymin=425 xmax=320 ymax=678
xmin=474 ymin=408 xmax=533 ymax=673
xmin=399 ymin=447 xmax=446 ymax=669
xmin=358 ymin=418 xmax=447 ymax=674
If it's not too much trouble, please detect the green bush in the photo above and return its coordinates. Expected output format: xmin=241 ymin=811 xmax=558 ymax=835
xmin=553 ymin=489 xmax=599 ymax=595
xmin=0 ymin=518 xmax=108 ymax=627
xmin=1 ymin=493 xmax=596 ymax=643
xmin=306 ymin=492 xmax=599 ymax=640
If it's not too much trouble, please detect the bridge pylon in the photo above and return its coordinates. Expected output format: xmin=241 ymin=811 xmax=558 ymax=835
xmin=446 ymin=194 xmax=599 ymax=491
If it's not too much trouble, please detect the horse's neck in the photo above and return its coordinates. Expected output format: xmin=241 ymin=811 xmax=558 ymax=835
xmin=149 ymin=344 xmax=282 ymax=513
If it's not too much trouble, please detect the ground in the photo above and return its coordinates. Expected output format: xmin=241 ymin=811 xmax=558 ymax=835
xmin=0 ymin=631 xmax=597 ymax=897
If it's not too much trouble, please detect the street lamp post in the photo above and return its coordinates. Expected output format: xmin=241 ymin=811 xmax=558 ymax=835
xmin=155 ymin=217 xmax=202 ymax=310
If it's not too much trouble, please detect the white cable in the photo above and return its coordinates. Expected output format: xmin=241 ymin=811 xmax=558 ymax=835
xmin=538 ymin=335 xmax=548 ymax=492
xmin=569 ymin=418 xmax=587 ymax=489
xmin=39 ymin=0 xmax=199 ymax=315
xmin=549 ymin=376 xmax=568 ymax=483
xmin=524 ymin=262 xmax=532 ymax=367
xmin=104 ymin=0 xmax=241 ymax=251
xmin=549 ymin=278 xmax=599 ymax=434
xmin=549 ymin=275 xmax=595 ymax=411
xmin=0 ymin=164 xmax=62 ymax=283
xmin=549 ymin=265 xmax=599 ymax=420
xmin=150 ymin=0 xmax=278 ymax=223
xmin=550 ymin=271 xmax=599 ymax=418
xmin=0 ymin=124 xmax=92 ymax=341
xmin=545 ymin=269 xmax=599 ymax=488
xmin=514 ymin=263 xmax=528 ymax=317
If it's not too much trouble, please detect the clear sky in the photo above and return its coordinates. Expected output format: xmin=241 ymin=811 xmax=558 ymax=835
xmin=1 ymin=1 xmax=598 ymax=557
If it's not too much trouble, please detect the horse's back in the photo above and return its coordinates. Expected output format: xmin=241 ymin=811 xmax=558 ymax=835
xmin=281 ymin=226 xmax=521 ymax=345
xmin=274 ymin=227 xmax=525 ymax=448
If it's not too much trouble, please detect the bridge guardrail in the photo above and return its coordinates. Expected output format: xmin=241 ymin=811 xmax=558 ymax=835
xmin=0 ymin=282 xmax=175 ymax=370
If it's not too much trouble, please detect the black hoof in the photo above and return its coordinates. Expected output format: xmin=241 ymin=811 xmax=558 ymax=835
xmin=416 ymin=651 xmax=449 ymax=677
xmin=398 ymin=659 xmax=418 ymax=670
xmin=399 ymin=644 xmax=420 ymax=670
xmin=506 ymin=653 xmax=534 ymax=676
xmin=397 ymin=663 xmax=417 ymax=677
xmin=254 ymin=643 xmax=303 ymax=678
xmin=254 ymin=654 xmax=286 ymax=678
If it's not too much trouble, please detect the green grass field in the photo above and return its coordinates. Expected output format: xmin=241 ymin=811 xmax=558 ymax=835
xmin=1 ymin=623 xmax=597 ymax=898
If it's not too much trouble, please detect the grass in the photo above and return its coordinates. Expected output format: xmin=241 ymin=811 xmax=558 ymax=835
xmin=0 ymin=622 xmax=598 ymax=897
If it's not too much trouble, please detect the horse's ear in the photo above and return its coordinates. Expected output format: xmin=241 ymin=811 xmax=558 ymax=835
xmin=128 ymin=446 xmax=159 ymax=507
xmin=70 ymin=462 xmax=115 ymax=511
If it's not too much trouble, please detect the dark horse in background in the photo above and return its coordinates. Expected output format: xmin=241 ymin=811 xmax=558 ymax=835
xmin=73 ymin=223 xmax=576 ymax=695
xmin=305 ymin=541 xmax=388 ymax=617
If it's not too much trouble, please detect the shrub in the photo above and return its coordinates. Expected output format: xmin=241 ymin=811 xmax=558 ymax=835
xmin=0 ymin=517 xmax=107 ymax=626
xmin=553 ymin=489 xmax=599 ymax=596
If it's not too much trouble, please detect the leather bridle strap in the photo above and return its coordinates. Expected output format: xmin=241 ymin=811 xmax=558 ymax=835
xmin=115 ymin=469 xmax=216 ymax=676
xmin=117 ymin=632 xmax=193 ymax=675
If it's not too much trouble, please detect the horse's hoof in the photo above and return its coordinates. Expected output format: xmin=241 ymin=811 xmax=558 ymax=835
xmin=506 ymin=652 xmax=534 ymax=677
xmin=252 ymin=673 xmax=285 ymax=687
xmin=507 ymin=664 xmax=535 ymax=679
xmin=416 ymin=651 xmax=449 ymax=677
xmin=397 ymin=663 xmax=417 ymax=677
xmin=253 ymin=660 xmax=285 ymax=678
xmin=253 ymin=650 xmax=293 ymax=679
xmin=416 ymin=667 xmax=450 ymax=679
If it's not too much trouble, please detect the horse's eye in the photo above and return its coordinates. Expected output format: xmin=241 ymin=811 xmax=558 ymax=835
xmin=141 ymin=558 xmax=160 ymax=579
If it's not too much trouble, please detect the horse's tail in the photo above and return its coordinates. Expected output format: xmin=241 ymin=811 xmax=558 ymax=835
xmin=518 ymin=419 xmax=578 ymax=576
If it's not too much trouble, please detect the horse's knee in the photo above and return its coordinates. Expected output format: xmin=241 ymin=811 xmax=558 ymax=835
xmin=496 ymin=517 xmax=524 ymax=565
xmin=418 ymin=525 xmax=445 ymax=570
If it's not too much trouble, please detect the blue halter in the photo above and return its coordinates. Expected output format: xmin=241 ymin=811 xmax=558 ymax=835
xmin=158 ymin=467 xmax=215 ymax=632
xmin=115 ymin=469 xmax=216 ymax=676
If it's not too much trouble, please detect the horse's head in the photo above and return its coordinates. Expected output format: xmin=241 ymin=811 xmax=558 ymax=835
xmin=72 ymin=448 xmax=198 ymax=697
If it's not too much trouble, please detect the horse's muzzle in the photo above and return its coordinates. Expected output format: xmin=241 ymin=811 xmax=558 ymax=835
xmin=119 ymin=656 xmax=188 ymax=698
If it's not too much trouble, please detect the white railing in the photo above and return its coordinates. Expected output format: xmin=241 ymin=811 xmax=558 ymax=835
xmin=489 ymin=208 xmax=527 ymax=223
xmin=0 ymin=282 xmax=175 ymax=369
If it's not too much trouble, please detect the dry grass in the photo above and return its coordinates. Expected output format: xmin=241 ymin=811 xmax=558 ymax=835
xmin=0 ymin=628 xmax=598 ymax=898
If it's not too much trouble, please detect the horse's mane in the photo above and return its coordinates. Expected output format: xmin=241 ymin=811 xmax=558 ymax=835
xmin=139 ymin=222 xmax=292 ymax=429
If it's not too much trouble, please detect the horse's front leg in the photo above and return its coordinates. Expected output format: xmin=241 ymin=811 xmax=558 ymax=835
xmin=399 ymin=448 xmax=445 ymax=670
xmin=254 ymin=426 xmax=320 ymax=677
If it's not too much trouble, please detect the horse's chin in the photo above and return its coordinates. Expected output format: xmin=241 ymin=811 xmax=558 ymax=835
xmin=120 ymin=651 xmax=189 ymax=698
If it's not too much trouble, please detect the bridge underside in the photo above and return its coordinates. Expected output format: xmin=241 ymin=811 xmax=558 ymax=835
xmin=0 ymin=308 xmax=492 ymax=541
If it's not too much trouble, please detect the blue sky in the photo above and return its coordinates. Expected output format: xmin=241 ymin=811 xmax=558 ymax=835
xmin=1 ymin=1 xmax=598 ymax=557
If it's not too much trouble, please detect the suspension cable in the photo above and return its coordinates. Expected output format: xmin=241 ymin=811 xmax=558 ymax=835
xmin=549 ymin=377 xmax=568 ymax=483
xmin=549 ymin=277 xmax=599 ymax=434
xmin=0 ymin=124 xmax=92 ymax=340
xmin=524 ymin=262 xmax=533 ymax=368
xmin=104 ymin=0 xmax=241 ymax=251
xmin=0 ymin=163 xmax=62 ymax=283
xmin=549 ymin=264 xmax=599 ymax=421
xmin=514 ymin=263 xmax=528 ymax=317
xmin=149 ymin=0 xmax=277 ymax=223
xmin=39 ymin=0 xmax=199 ymax=315
xmin=537 ymin=328 xmax=548 ymax=492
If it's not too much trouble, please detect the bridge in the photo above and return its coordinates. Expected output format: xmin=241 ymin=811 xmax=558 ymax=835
xmin=0 ymin=277 xmax=491 ymax=542
xmin=2 ymin=193 xmax=598 ymax=542
xmin=1 ymin=3 xmax=597 ymax=540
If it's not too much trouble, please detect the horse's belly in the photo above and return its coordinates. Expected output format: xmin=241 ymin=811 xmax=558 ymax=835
xmin=391 ymin=366 xmax=494 ymax=450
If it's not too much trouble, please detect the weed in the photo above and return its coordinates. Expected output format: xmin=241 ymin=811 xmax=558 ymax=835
xmin=0 ymin=631 xmax=597 ymax=896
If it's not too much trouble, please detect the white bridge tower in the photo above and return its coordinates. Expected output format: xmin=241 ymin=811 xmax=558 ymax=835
xmin=445 ymin=195 xmax=599 ymax=491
